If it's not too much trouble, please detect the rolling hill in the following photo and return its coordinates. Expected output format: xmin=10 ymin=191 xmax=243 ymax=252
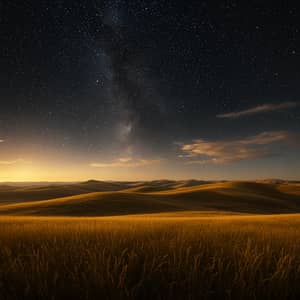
xmin=0 ymin=181 xmax=299 ymax=216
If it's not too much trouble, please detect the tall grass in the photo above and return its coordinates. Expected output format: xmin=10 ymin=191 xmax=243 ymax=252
xmin=0 ymin=215 xmax=300 ymax=299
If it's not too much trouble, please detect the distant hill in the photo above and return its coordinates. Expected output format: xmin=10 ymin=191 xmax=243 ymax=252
xmin=0 ymin=180 xmax=213 ymax=204
xmin=0 ymin=181 xmax=299 ymax=216
xmin=255 ymin=178 xmax=300 ymax=184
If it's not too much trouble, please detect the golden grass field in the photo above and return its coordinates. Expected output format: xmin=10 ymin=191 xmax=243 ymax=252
xmin=0 ymin=180 xmax=300 ymax=299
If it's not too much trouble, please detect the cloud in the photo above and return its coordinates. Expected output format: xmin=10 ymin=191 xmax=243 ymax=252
xmin=90 ymin=157 xmax=161 ymax=168
xmin=118 ymin=157 xmax=132 ymax=163
xmin=217 ymin=102 xmax=298 ymax=118
xmin=180 ymin=131 xmax=293 ymax=164
xmin=0 ymin=159 xmax=32 ymax=165
xmin=0 ymin=139 xmax=4 ymax=143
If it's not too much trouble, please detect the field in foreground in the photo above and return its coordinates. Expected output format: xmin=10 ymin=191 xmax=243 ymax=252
xmin=1 ymin=214 xmax=300 ymax=300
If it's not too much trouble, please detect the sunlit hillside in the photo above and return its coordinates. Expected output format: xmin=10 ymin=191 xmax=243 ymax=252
xmin=0 ymin=181 xmax=299 ymax=216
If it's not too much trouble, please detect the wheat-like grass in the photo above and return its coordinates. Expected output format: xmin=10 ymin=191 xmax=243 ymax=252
xmin=0 ymin=214 xmax=299 ymax=299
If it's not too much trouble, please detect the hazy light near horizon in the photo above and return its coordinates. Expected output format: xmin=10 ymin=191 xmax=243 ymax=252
xmin=0 ymin=159 xmax=32 ymax=165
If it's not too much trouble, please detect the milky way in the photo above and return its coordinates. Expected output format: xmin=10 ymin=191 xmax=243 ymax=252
xmin=0 ymin=1 xmax=300 ymax=180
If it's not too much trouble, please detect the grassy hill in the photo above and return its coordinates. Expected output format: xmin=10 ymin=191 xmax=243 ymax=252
xmin=1 ymin=181 xmax=300 ymax=299
xmin=0 ymin=181 xmax=299 ymax=216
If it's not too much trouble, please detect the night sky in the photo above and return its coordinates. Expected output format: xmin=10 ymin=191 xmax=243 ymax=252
xmin=1 ymin=1 xmax=300 ymax=181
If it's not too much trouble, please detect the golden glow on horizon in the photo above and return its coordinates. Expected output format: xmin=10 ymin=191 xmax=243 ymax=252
xmin=0 ymin=155 xmax=166 ymax=182
xmin=0 ymin=140 xmax=168 ymax=181
xmin=0 ymin=136 xmax=299 ymax=182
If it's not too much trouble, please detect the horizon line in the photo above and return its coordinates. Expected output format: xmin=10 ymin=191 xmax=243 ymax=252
xmin=0 ymin=178 xmax=299 ymax=183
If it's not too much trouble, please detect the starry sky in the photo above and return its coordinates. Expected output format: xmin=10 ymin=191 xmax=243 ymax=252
xmin=0 ymin=0 xmax=300 ymax=181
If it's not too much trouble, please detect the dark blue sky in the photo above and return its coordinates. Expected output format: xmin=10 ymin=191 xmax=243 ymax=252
xmin=0 ymin=1 xmax=299 ymax=181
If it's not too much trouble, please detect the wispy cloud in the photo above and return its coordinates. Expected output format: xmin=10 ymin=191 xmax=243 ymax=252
xmin=217 ymin=102 xmax=298 ymax=118
xmin=180 ymin=131 xmax=294 ymax=164
xmin=0 ymin=159 xmax=32 ymax=165
xmin=90 ymin=157 xmax=161 ymax=168
xmin=0 ymin=139 xmax=4 ymax=143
